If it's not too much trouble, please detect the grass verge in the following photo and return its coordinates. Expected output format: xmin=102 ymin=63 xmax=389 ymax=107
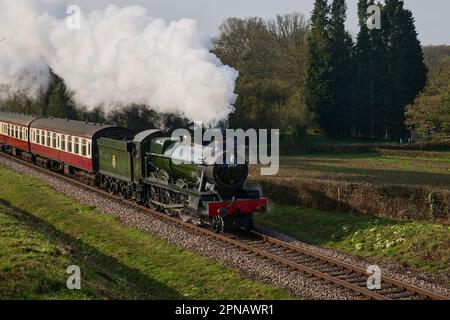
xmin=255 ymin=203 xmax=450 ymax=275
xmin=0 ymin=165 xmax=292 ymax=300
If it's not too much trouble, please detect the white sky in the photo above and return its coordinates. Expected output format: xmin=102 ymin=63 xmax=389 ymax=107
xmin=51 ymin=0 xmax=450 ymax=45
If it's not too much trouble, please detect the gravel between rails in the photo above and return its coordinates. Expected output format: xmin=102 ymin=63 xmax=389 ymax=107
xmin=1 ymin=156 xmax=449 ymax=300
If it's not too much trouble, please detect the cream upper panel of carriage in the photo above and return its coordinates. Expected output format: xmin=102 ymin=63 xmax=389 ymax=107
xmin=0 ymin=121 xmax=29 ymax=141
xmin=29 ymin=127 xmax=92 ymax=159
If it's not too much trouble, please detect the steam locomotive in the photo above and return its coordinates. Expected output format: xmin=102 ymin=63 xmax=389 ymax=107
xmin=0 ymin=111 xmax=267 ymax=232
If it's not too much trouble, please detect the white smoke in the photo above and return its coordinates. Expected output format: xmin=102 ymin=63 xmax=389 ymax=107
xmin=0 ymin=1 xmax=54 ymax=98
xmin=0 ymin=1 xmax=238 ymax=124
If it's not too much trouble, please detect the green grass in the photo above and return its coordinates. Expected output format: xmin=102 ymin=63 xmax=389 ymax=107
xmin=264 ymin=153 xmax=450 ymax=189
xmin=256 ymin=203 xmax=450 ymax=275
xmin=0 ymin=165 xmax=293 ymax=300
xmin=306 ymin=134 xmax=394 ymax=146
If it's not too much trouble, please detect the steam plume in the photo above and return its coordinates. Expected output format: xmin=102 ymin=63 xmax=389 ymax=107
xmin=0 ymin=1 xmax=238 ymax=124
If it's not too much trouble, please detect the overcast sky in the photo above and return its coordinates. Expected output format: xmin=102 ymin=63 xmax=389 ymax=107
xmin=60 ymin=0 xmax=449 ymax=45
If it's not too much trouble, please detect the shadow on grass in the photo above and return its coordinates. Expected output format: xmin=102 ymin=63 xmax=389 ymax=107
xmin=0 ymin=198 xmax=183 ymax=300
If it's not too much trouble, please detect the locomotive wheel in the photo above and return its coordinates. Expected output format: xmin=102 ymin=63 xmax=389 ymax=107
xmin=119 ymin=183 xmax=128 ymax=199
xmin=145 ymin=186 xmax=159 ymax=210
xmin=211 ymin=216 xmax=224 ymax=233
xmin=245 ymin=215 xmax=254 ymax=232
xmin=107 ymin=179 xmax=116 ymax=194
xmin=101 ymin=177 xmax=108 ymax=190
xmin=161 ymin=190 xmax=177 ymax=217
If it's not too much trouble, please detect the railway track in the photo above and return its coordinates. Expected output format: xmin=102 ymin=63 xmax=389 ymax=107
xmin=1 ymin=151 xmax=448 ymax=300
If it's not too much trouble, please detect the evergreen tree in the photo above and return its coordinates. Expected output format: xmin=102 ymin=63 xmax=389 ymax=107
xmin=355 ymin=0 xmax=388 ymax=138
xmin=383 ymin=0 xmax=427 ymax=139
xmin=304 ymin=0 xmax=334 ymax=136
xmin=44 ymin=70 xmax=79 ymax=119
xmin=329 ymin=0 xmax=354 ymax=137
xmin=354 ymin=0 xmax=372 ymax=137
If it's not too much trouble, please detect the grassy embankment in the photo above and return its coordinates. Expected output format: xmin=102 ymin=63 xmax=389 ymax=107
xmin=253 ymin=152 xmax=450 ymax=279
xmin=255 ymin=203 xmax=450 ymax=276
xmin=0 ymin=165 xmax=292 ymax=300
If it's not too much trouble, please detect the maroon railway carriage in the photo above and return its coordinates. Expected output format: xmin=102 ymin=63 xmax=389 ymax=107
xmin=29 ymin=117 xmax=132 ymax=172
xmin=0 ymin=111 xmax=132 ymax=173
xmin=0 ymin=112 xmax=37 ymax=154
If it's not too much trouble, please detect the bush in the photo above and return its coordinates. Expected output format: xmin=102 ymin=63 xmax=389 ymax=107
xmin=253 ymin=177 xmax=450 ymax=222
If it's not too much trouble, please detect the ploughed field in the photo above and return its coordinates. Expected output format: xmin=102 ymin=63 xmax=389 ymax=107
xmin=0 ymin=165 xmax=291 ymax=300
xmin=249 ymin=153 xmax=450 ymax=221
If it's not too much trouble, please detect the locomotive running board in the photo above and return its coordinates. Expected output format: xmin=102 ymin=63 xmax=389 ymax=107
xmin=149 ymin=199 xmax=185 ymax=209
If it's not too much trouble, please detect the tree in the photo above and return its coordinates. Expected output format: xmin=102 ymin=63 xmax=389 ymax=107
xmin=43 ymin=70 xmax=79 ymax=119
xmin=329 ymin=0 xmax=354 ymax=137
xmin=213 ymin=17 xmax=273 ymax=78
xmin=214 ymin=13 xmax=312 ymax=143
xmin=383 ymin=0 xmax=427 ymax=139
xmin=354 ymin=0 xmax=388 ymax=139
xmin=406 ymin=57 xmax=450 ymax=140
xmin=267 ymin=12 xmax=309 ymax=87
xmin=1 ymin=69 xmax=80 ymax=119
xmin=304 ymin=0 xmax=334 ymax=136
xmin=354 ymin=0 xmax=427 ymax=140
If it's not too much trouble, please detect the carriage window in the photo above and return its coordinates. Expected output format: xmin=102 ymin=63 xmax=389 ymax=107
xmin=24 ymin=128 xmax=28 ymax=140
xmin=87 ymin=141 xmax=92 ymax=157
xmin=61 ymin=135 xmax=66 ymax=151
xmin=36 ymin=130 xmax=40 ymax=144
xmin=8 ymin=124 xmax=11 ymax=136
xmin=52 ymin=132 xmax=57 ymax=148
xmin=19 ymin=127 xmax=23 ymax=140
xmin=74 ymin=137 xmax=80 ymax=154
xmin=15 ymin=126 xmax=18 ymax=138
xmin=46 ymin=131 xmax=51 ymax=146
xmin=81 ymin=139 xmax=87 ymax=156
xmin=67 ymin=136 xmax=72 ymax=152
